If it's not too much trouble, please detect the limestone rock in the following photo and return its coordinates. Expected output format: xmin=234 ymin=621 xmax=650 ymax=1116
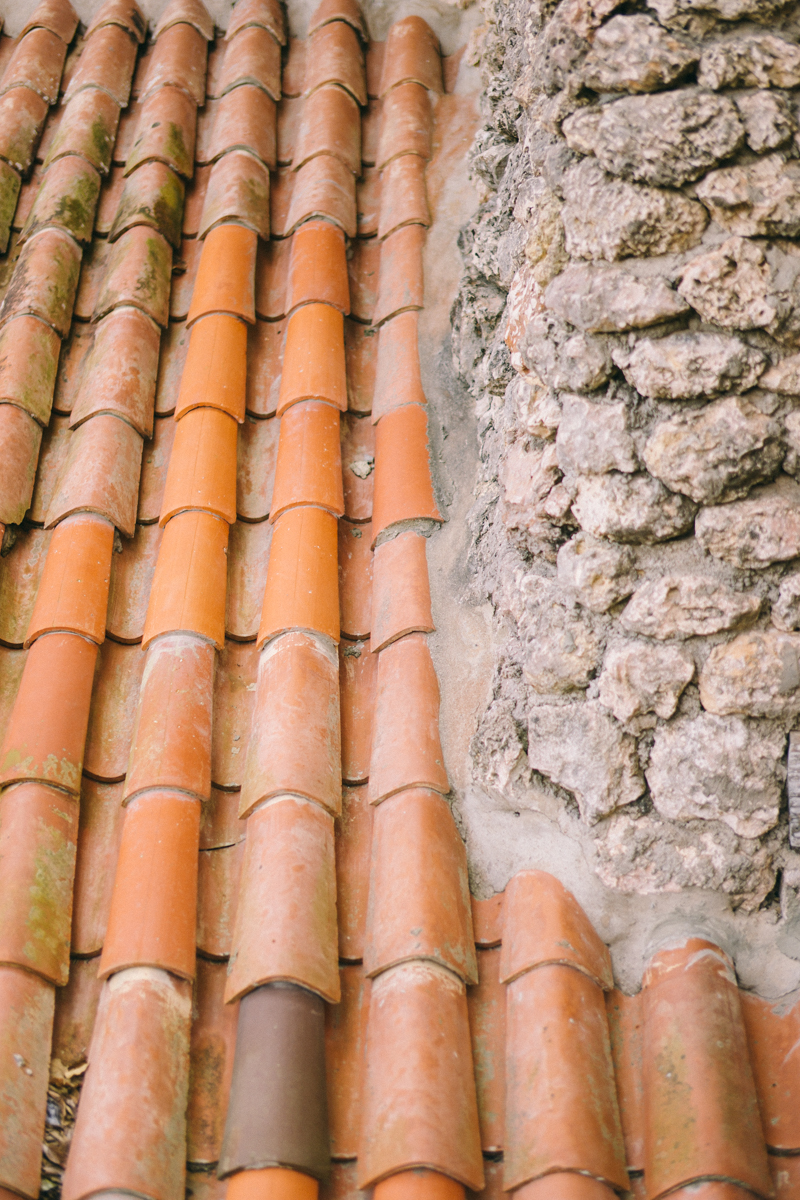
xmin=696 ymin=153 xmax=800 ymax=238
xmin=562 ymin=160 xmax=708 ymax=262
xmin=646 ymin=712 xmax=785 ymax=838
xmin=643 ymin=395 xmax=784 ymax=504
xmin=556 ymin=393 xmax=638 ymax=475
xmin=527 ymin=699 xmax=645 ymax=822
xmin=621 ymin=574 xmax=762 ymax=638
xmin=762 ymin=354 xmax=800 ymax=393
xmin=736 ymin=89 xmax=795 ymax=153
xmin=783 ymin=410 xmax=800 ymax=477
xmin=581 ymin=15 xmax=699 ymax=93
xmin=517 ymin=575 xmax=603 ymax=693
xmin=677 ymin=236 xmax=800 ymax=335
xmin=573 ymin=472 xmax=697 ymax=542
xmin=649 ymin=0 xmax=785 ymax=25
xmin=556 ymin=532 xmax=638 ymax=611
xmin=599 ymin=641 xmax=694 ymax=721
xmin=500 ymin=441 xmax=563 ymax=543
xmin=699 ymin=630 xmax=800 ymax=717
xmin=471 ymin=697 xmax=531 ymax=800
xmin=520 ymin=311 xmax=613 ymax=391
xmin=613 ymin=331 xmax=767 ymax=399
xmin=545 ymin=262 xmax=689 ymax=332
xmin=698 ymin=35 xmax=800 ymax=90
xmin=695 ymin=476 xmax=800 ymax=569
xmin=772 ymin=574 xmax=800 ymax=631
xmin=562 ymin=88 xmax=744 ymax=188
xmin=506 ymin=375 xmax=562 ymax=439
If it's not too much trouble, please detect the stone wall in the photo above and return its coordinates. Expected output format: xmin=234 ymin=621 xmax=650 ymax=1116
xmin=452 ymin=0 xmax=800 ymax=915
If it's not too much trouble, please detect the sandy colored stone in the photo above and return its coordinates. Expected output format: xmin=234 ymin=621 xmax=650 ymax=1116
xmin=520 ymin=311 xmax=612 ymax=391
xmin=581 ymin=14 xmax=698 ymax=92
xmin=698 ymin=35 xmax=800 ymax=90
xmin=599 ymin=641 xmax=695 ymax=721
xmin=696 ymin=153 xmax=800 ymax=238
xmin=562 ymin=88 xmax=744 ymax=188
xmin=677 ymin=236 xmax=800 ymax=335
xmin=643 ymin=394 xmax=784 ymax=503
xmin=646 ymin=712 xmax=785 ymax=838
xmin=556 ymin=531 xmax=638 ymax=612
xmin=621 ymin=574 xmax=761 ymax=639
xmin=773 ymin=574 xmax=800 ymax=631
xmin=556 ymin=392 xmax=638 ymax=475
xmin=545 ymin=262 xmax=688 ymax=333
xmin=700 ymin=629 xmax=800 ymax=718
xmin=695 ymin=475 xmax=800 ymax=569
xmin=735 ymin=89 xmax=795 ymax=153
xmin=614 ymin=331 xmax=766 ymax=399
xmin=527 ymin=699 xmax=645 ymax=822
xmin=572 ymin=471 xmax=697 ymax=543
xmin=517 ymin=575 xmax=603 ymax=693
xmin=649 ymin=0 xmax=785 ymax=24
xmin=762 ymin=353 xmax=800 ymax=393
xmin=506 ymin=374 xmax=561 ymax=439
xmin=562 ymin=160 xmax=708 ymax=262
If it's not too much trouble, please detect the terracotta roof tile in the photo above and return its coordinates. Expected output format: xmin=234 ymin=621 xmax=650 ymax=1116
xmin=340 ymin=410 xmax=374 ymax=520
xmin=226 ymin=518 xmax=272 ymax=639
xmin=20 ymin=154 xmax=100 ymax=246
xmin=211 ymin=639 xmax=257 ymax=788
xmin=236 ymin=414 xmax=279 ymax=519
xmin=270 ymin=400 xmax=345 ymax=520
xmin=106 ymin=521 xmax=162 ymax=642
xmin=310 ymin=0 xmax=368 ymax=40
xmin=286 ymin=153 xmax=357 ymax=237
xmin=361 ymin=96 xmax=380 ymax=164
xmin=55 ymin=928 xmax=104 ymax=1057
xmin=226 ymin=0 xmax=286 ymax=45
xmin=85 ymin=0 xmax=147 ymax=44
xmin=155 ymin=0 xmax=216 ymax=41
xmin=62 ymin=24 xmax=138 ymax=106
xmin=375 ymin=82 xmax=432 ymax=171
xmin=53 ymin=322 xmax=92 ymax=414
xmin=170 ymin=236 xmax=202 ymax=319
xmin=177 ymin=311 xmax=247 ymax=421
xmin=359 ymin=962 xmax=484 ymax=1190
xmin=199 ymin=149 xmax=270 ymax=239
xmin=365 ymin=787 xmax=476 ymax=982
xmin=773 ymin=1157 xmax=800 ymax=1199
xmin=109 ymin=159 xmax=186 ymax=248
xmin=141 ymin=508 xmax=228 ymax=647
xmin=140 ymin=22 xmax=209 ymax=106
xmin=83 ymin=639 xmax=145 ymax=780
xmin=45 ymin=412 xmax=143 ymax=536
xmin=0 ymin=227 xmax=80 ymax=336
xmin=368 ymin=633 xmax=448 ymax=802
xmin=200 ymin=783 xmax=246 ymax=849
xmin=25 ymin=410 xmax=64 ymax=524
xmin=515 ymin=1175 xmax=619 ymax=1200
xmin=347 ymin=236 xmax=380 ymax=322
xmin=373 ymin=311 xmax=426 ymax=420
xmin=112 ymin=96 xmax=139 ymax=164
xmin=123 ymin=631 xmax=214 ymax=802
xmin=187 ymin=957 xmax=238 ymax=1162
xmin=44 ymin=86 xmax=121 ymax=174
xmin=357 ymin=167 xmax=380 ymax=237
xmin=304 ymin=22 xmax=366 ymax=106
xmin=742 ymin=991 xmax=800 ymax=1152
xmin=606 ymin=989 xmax=644 ymax=1172
xmin=13 ymin=164 xmax=43 ymax=233
xmin=0 ymin=164 xmax=21 ymax=252
xmin=472 ymin=895 xmax=504 ymax=948
xmin=94 ymin=226 xmax=173 ymax=326
xmin=99 ymin=790 xmax=201 ymax=980
xmin=0 ymin=527 xmax=49 ymax=647
xmin=187 ymin=221 xmax=257 ymax=324
xmin=294 ymin=85 xmax=361 ymax=175
xmin=339 ymin=639 xmax=375 ymax=784
xmin=183 ymin=161 xmax=211 ymax=232
xmin=196 ymin=838 xmax=243 ymax=957
xmin=256 ymin=235 xmax=291 ymax=317
xmin=246 ymin=319 xmax=284 ymax=416
xmin=25 ymin=511 xmax=113 ymax=645
xmin=378 ymin=154 xmax=430 ymax=240
xmin=70 ymin=307 xmax=159 ymax=438
xmin=225 ymin=796 xmax=340 ymax=1003
xmin=159 ymin=404 xmax=238 ymax=525
xmin=206 ymin=86 xmax=277 ymax=168
xmin=240 ymin=630 xmax=341 ymax=816
xmin=0 ymin=630 xmax=96 ymax=793
xmin=60 ymin=969 xmax=193 ymax=1200
xmin=138 ymin=413 xmax=176 ymax=522
xmin=287 ymin=217 xmax=349 ymax=313
xmin=373 ymin=223 xmax=425 ymax=325
xmin=0 ymin=29 xmax=67 ymax=105
xmin=277 ymin=95 xmax=301 ymax=165
xmin=0 ymin=86 xmax=49 ymax=174
xmin=366 ymin=41 xmax=385 ymax=97
xmin=278 ymin=302 xmax=346 ymax=414
xmin=0 ymin=782 xmax=78 ymax=984
xmin=326 ymin=964 xmax=369 ymax=1157
xmin=379 ymin=17 xmax=442 ymax=96
xmin=336 ymin=785 xmax=373 ymax=957
xmin=468 ymin=947 xmax=505 ymax=1153
xmin=124 ymin=85 xmax=197 ymax=179
xmin=371 ymin=403 xmax=441 ymax=540
xmin=283 ymin=37 xmax=307 ymax=97
xmin=0 ymin=965 xmax=55 ymax=1199
xmin=339 ymin=518 xmax=372 ymax=639
xmin=257 ymin=505 xmax=340 ymax=645
xmin=371 ymin=530 xmax=433 ymax=650
xmin=269 ymin=165 xmax=295 ymax=234
xmin=20 ymin=0 xmax=79 ymax=42
xmin=345 ymin=318 xmax=377 ymax=414
xmin=500 ymin=870 xmax=614 ymax=989
xmin=72 ymin=237 xmax=108 ymax=319
xmin=218 ymin=26 xmax=281 ymax=102
xmin=0 ymin=315 xmax=61 ymax=425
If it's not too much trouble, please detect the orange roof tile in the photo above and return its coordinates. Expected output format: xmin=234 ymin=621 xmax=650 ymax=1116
xmin=375 ymin=82 xmax=432 ymax=170
xmin=155 ymin=0 xmax=216 ymax=41
xmin=326 ymin=964 xmax=369 ymax=1156
xmin=339 ymin=517 xmax=372 ymax=639
xmin=159 ymin=404 xmax=238 ymax=524
xmin=200 ymin=784 xmax=246 ymax=850
xmin=106 ymin=522 xmax=162 ymax=642
xmin=226 ymin=519 xmax=272 ymax=639
xmin=45 ymin=412 xmax=143 ymax=536
xmin=294 ymin=85 xmax=361 ymax=175
xmin=206 ymin=85 xmax=277 ymax=168
xmin=19 ymin=0 xmax=79 ymax=44
xmin=218 ymin=25 xmax=281 ymax=101
xmin=346 ymin=235 xmax=380 ymax=322
xmin=285 ymin=151 xmax=357 ymax=237
xmin=140 ymin=22 xmax=208 ymax=106
xmin=197 ymin=838 xmax=243 ymax=958
xmin=371 ymin=402 xmax=441 ymax=541
xmin=187 ymin=957 xmax=238 ymax=1163
xmin=0 ymin=315 xmax=61 ymax=425
xmin=246 ymin=319 xmax=284 ymax=416
xmin=70 ymin=306 xmax=160 ymax=437
xmin=142 ymin=508 xmax=228 ymax=647
xmin=84 ymin=0 xmax=146 ymax=44
xmin=177 ymin=311 xmax=248 ymax=421
xmin=286 ymin=217 xmax=349 ymax=313
xmin=309 ymin=0 xmax=368 ymax=41
xmin=340 ymin=411 xmax=375 ymax=520
xmin=467 ymin=946 xmax=505 ymax=1153
xmin=0 ymin=29 xmax=67 ymax=105
xmin=226 ymin=0 xmax=286 ymax=45
xmin=278 ymin=301 xmax=347 ymax=414
xmin=63 ymin=24 xmax=138 ymax=106
xmin=378 ymin=16 xmax=442 ymax=96
xmin=83 ymin=639 xmax=146 ymax=781
xmin=110 ymin=159 xmax=186 ymax=248
xmin=0 ymin=86 xmax=49 ymax=174
xmin=373 ymin=310 xmax=426 ymax=420
xmin=356 ymin=166 xmax=380 ymax=236
xmin=336 ymin=786 xmax=374 ymax=958
xmin=236 ymin=414 xmax=279 ymax=519
xmin=199 ymin=149 xmax=270 ymax=239
xmin=339 ymin=640 xmax=376 ymax=784
xmin=270 ymin=399 xmax=345 ymax=520
xmin=186 ymin=220 xmax=257 ymax=325
xmin=304 ymin=21 xmax=366 ymax=106
xmin=211 ymin=639 xmax=257 ymax=788
xmin=25 ymin=511 xmax=113 ymax=646
xmin=257 ymin=505 xmax=340 ymax=645
xmin=70 ymin=794 xmax=123 ymax=949
xmin=373 ymin=222 xmax=425 ymax=324
xmin=0 ymin=965 xmax=56 ymax=1199
xmin=370 ymin=531 xmax=432 ymax=652
xmin=378 ymin=154 xmax=430 ymax=240
xmin=345 ymin=319 xmax=377 ymax=414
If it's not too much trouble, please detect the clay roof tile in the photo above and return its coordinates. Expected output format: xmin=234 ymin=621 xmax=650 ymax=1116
xmin=373 ymin=311 xmax=426 ymax=421
xmin=160 ymin=405 xmax=239 ymax=524
xmin=0 ymin=315 xmax=61 ymax=425
xmin=70 ymin=306 xmax=159 ymax=438
xmin=0 ymin=164 xmax=21 ymax=253
xmin=186 ymin=220 xmax=257 ymax=325
xmin=245 ymin=320 xmax=284 ymax=417
xmin=218 ymin=24 xmax=281 ymax=101
xmin=85 ymin=0 xmax=147 ymax=44
xmin=339 ymin=517 xmax=372 ymax=639
xmin=340 ymin=409 xmax=375 ymax=521
xmin=0 ymin=403 xmax=42 ymax=525
xmin=124 ymin=85 xmax=197 ymax=178
xmin=254 ymin=237 xmax=289 ymax=318
xmin=211 ymin=639 xmax=258 ymax=789
xmin=226 ymin=519 xmax=273 ymax=638
xmin=141 ymin=508 xmax=229 ymax=647
xmin=375 ymin=81 xmax=432 ymax=170
xmin=25 ymin=512 xmax=113 ymax=646
xmin=345 ymin=318 xmax=377 ymax=414
xmin=340 ymin=641 xmax=375 ymax=786
xmin=19 ymin=0 xmax=79 ymax=43
xmin=468 ymin=947 xmax=506 ymax=1154
xmin=154 ymin=0 xmax=216 ymax=41
xmin=206 ymin=85 xmax=277 ymax=168
xmin=373 ymin=223 xmax=425 ymax=325
xmin=198 ymin=149 xmax=270 ymax=239
xmin=137 ymin=412 xmax=175 ymax=522
xmin=309 ymin=0 xmax=368 ymax=42
xmin=44 ymin=87 xmax=121 ymax=174
xmin=278 ymin=302 xmax=347 ymax=415
xmin=378 ymin=154 xmax=430 ymax=240
xmin=236 ymin=412 xmax=279 ymax=519
xmin=94 ymin=225 xmax=173 ymax=326
xmin=283 ymin=38 xmax=306 ymax=97
xmin=106 ymin=521 xmax=162 ymax=642
xmin=20 ymin=154 xmax=101 ymax=245
xmin=177 ymin=311 xmax=247 ymax=421
xmin=346 ymin=237 xmax=379 ymax=322
xmin=226 ymin=0 xmax=286 ymax=44
xmin=286 ymin=218 xmax=349 ymax=312
xmin=742 ymin=990 xmax=800 ymax=1153
xmin=304 ymin=20 xmax=366 ymax=105
xmin=285 ymin=153 xmax=357 ymax=237
xmin=187 ymin=958 xmax=238 ymax=1163
xmin=257 ymin=505 xmax=340 ymax=645
xmin=270 ymin=399 xmax=345 ymax=520
xmin=109 ymin=159 xmax=185 ymax=248
xmin=0 ymin=227 xmax=81 ymax=336
xmin=83 ymin=639 xmax=146 ymax=782
xmin=0 ymin=28 xmax=66 ymax=105
xmin=379 ymin=16 xmax=442 ymax=96
xmin=371 ymin=530 xmax=434 ymax=651
xmin=357 ymin=167 xmax=380 ymax=236
xmin=0 ymin=86 xmax=48 ymax=174
xmin=197 ymin=838 xmax=244 ymax=958
xmin=336 ymin=786 xmax=374 ymax=955
xmin=294 ymin=84 xmax=361 ymax=175
xmin=371 ymin=402 xmax=442 ymax=542
xmin=606 ymin=989 xmax=645 ymax=1172
xmin=471 ymin=894 xmax=504 ymax=948
xmin=62 ymin=23 xmax=138 ymax=106
xmin=327 ymin=964 xmax=370 ymax=1156
xmin=142 ymin=22 xmax=208 ymax=106
xmin=45 ymin=412 xmax=143 ymax=536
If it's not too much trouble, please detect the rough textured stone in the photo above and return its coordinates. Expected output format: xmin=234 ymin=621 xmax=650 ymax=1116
xmin=562 ymin=89 xmax=744 ymax=187
xmin=695 ymin=153 xmax=800 ymax=238
xmin=572 ymin=471 xmax=698 ymax=543
xmin=545 ymin=262 xmax=689 ymax=332
xmin=700 ymin=630 xmax=800 ymax=718
xmin=500 ymin=440 xmax=564 ymax=556
xmin=698 ymin=35 xmax=800 ymax=90
xmin=643 ymin=394 xmax=784 ymax=504
xmin=649 ymin=0 xmax=785 ymax=24
xmin=678 ymin=236 xmax=800 ymax=336
xmin=735 ymin=89 xmax=795 ymax=153
xmin=562 ymin=160 xmax=708 ymax=262
xmin=783 ymin=410 xmax=800 ymax=476
xmin=513 ymin=575 xmax=604 ymax=693
xmin=527 ymin=700 xmax=645 ymax=822
xmin=621 ymin=574 xmax=762 ymax=638
xmin=581 ymin=14 xmax=699 ymax=93
xmin=773 ymin=575 xmax=800 ymax=631
xmin=556 ymin=532 xmax=638 ymax=612
xmin=598 ymin=641 xmax=695 ymax=720
xmin=646 ymin=712 xmax=785 ymax=838
xmin=613 ymin=331 xmax=767 ymax=399
xmin=761 ymin=353 xmax=800 ymax=393
xmin=695 ymin=476 xmax=800 ymax=568
xmin=506 ymin=374 xmax=562 ymax=438
xmin=556 ymin=392 xmax=638 ymax=475
xmin=519 ymin=311 xmax=613 ymax=391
